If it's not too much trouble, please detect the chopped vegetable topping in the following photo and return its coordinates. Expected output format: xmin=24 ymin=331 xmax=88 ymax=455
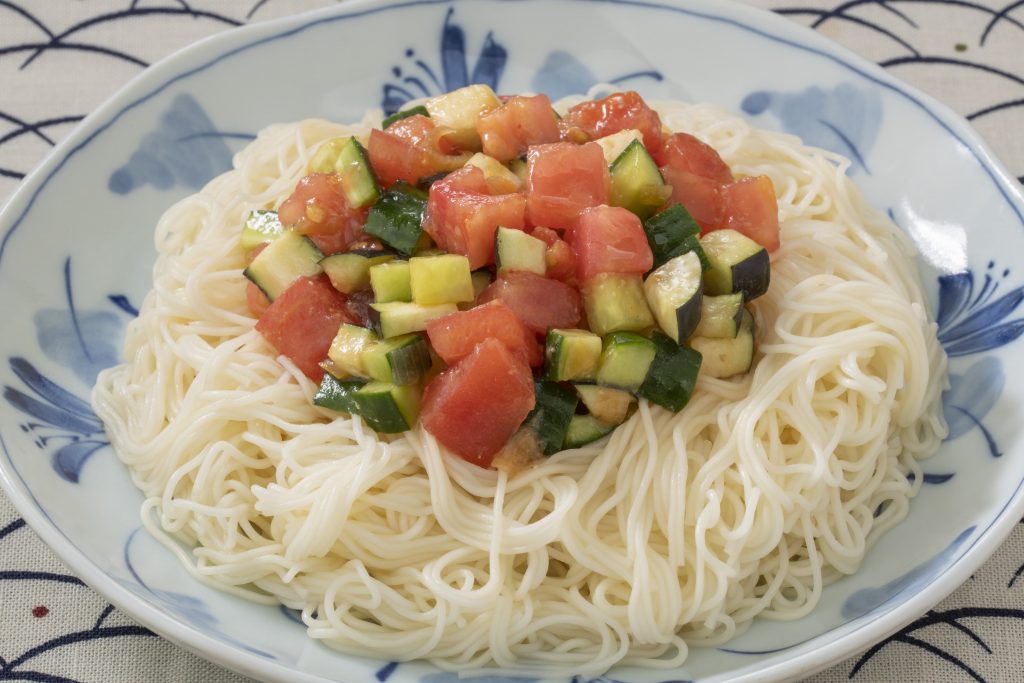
xmin=247 ymin=90 xmax=780 ymax=469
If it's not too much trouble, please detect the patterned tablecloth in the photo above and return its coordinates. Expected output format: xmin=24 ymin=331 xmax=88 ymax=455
xmin=1 ymin=1 xmax=1022 ymax=681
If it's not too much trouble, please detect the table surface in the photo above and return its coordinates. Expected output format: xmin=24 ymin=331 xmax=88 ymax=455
xmin=1 ymin=1 xmax=1022 ymax=681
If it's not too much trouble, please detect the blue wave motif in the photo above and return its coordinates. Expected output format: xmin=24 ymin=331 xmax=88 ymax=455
xmin=741 ymin=84 xmax=881 ymax=173
xmin=842 ymin=526 xmax=975 ymax=620
xmin=107 ymin=93 xmax=250 ymax=195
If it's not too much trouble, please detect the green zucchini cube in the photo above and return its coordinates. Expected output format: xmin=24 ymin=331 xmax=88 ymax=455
xmin=582 ymin=272 xmax=655 ymax=335
xmin=352 ymin=381 xmax=421 ymax=433
xmin=370 ymin=261 xmax=412 ymax=303
xmin=594 ymin=332 xmax=657 ymax=392
xmin=409 ymin=254 xmax=475 ymax=305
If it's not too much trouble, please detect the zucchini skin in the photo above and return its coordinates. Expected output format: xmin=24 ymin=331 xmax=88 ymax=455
xmin=524 ymin=380 xmax=578 ymax=455
xmin=638 ymin=332 xmax=702 ymax=412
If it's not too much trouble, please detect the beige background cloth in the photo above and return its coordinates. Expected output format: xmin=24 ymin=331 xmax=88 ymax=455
xmin=1 ymin=1 xmax=1022 ymax=681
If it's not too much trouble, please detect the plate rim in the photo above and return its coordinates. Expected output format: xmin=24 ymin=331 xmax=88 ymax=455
xmin=1 ymin=1 xmax=1023 ymax=682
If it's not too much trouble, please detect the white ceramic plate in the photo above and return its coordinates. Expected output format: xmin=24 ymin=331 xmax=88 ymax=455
xmin=2 ymin=1 xmax=1023 ymax=681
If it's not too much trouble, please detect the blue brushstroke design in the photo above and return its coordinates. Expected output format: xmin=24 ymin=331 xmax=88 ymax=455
xmin=121 ymin=528 xmax=276 ymax=659
xmin=107 ymin=93 xmax=236 ymax=194
xmin=741 ymin=84 xmax=881 ymax=173
xmin=376 ymin=661 xmax=399 ymax=681
xmin=936 ymin=269 xmax=1024 ymax=357
xmin=842 ymin=526 xmax=976 ymax=619
xmin=532 ymin=50 xmax=599 ymax=101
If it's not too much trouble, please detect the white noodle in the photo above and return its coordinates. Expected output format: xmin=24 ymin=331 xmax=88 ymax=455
xmin=92 ymin=93 xmax=947 ymax=676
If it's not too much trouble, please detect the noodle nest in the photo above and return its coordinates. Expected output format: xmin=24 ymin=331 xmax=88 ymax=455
xmin=92 ymin=94 xmax=947 ymax=677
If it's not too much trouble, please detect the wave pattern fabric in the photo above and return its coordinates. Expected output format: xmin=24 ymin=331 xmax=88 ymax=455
xmin=1 ymin=1 xmax=1022 ymax=682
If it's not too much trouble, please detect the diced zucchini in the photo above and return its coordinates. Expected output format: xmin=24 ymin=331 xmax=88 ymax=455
xmin=495 ymin=227 xmax=547 ymax=276
xmin=370 ymin=261 xmax=412 ymax=303
xmin=328 ymin=324 xmax=378 ymax=378
xmin=637 ymin=331 xmax=702 ymax=411
xmin=352 ymin=381 xmax=420 ymax=433
xmin=691 ymin=309 xmax=755 ymax=379
xmin=594 ymin=128 xmax=644 ymax=165
xmin=595 ymin=332 xmax=657 ymax=392
xmin=409 ymin=254 xmax=475 ymax=305
xmin=466 ymin=153 xmax=523 ymax=192
xmin=308 ymin=137 xmax=380 ymax=209
xmin=609 ymin=139 xmax=672 ymax=220
xmin=694 ymin=293 xmax=744 ymax=338
xmin=382 ymin=105 xmax=429 ymax=129
xmin=643 ymin=203 xmax=710 ymax=270
xmin=364 ymin=183 xmax=428 ymax=256
xmin=320 ymin=251 xmax=395 ymax=294
xmin=523 ymin=380 xmax=578 ymax=456
xmin=582 ymin=272 xmax=655 ymax=336
xmin=313 ymin=373 xmax=367 ymax=413
xmin=643 ymin=251 xmax=704 ymax=343
xmin=362 ymin=333 xmax=432 ymax=385
xmin=243 ymin=230 xmax=323 ymax=301
xmin=544 ymin=328 xmax=602 ymax=382
xmin=425 ymin=84 xmax=501 ymax=151
xmin=700 ymin=229 xmax=770 ymax=300
xmin=240 ymin=210 xmax=283 ymax=251
xmin=308 ymin=137 xmax=349 ymax=174
xmin=575 ymin=384 xmax=635 ymax=426
xmin=372 ymin=302 xmax=459 ymax=338
xmin=563 ymin=414 xmax=615 ymax=449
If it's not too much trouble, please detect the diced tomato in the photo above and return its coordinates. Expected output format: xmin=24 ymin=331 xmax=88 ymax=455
xmin=654 ymin=133 xmax=733 ymax=183
xmin=479 ymin=270 xmax=581 ymax=334
xmin=254 ymin=275 xmax=356 ymax=382
xmin=246 ymin=282 xmax=271 ymax=317
xmin=660 ymin=165 xmax=727 ymax=230
xmin=368 ymin=115 xmax=467 ymax=187
xmin=561 ymin=91 xmax=664 ymax=151
xmin=426 ymin=300 xmax=542 ymax=367
xmin=531 ymin=226 xmax=577 ymax=284
xmin=477 ymin=94 xmax=561 ymax=162
xmin=525 ymin=142 xmax=609 ymax=233
xmin=277 ymin=173 xmax=368 ymax=254
xmin=572 ymin=205 xmax=653 ymax=283
xmin=721 ymin=175 xmax=780 ymax=252
xmin=420 ymin=338 xmax=535 ymax=467
xmin=424 ymin=166 xmax=527 ymax=269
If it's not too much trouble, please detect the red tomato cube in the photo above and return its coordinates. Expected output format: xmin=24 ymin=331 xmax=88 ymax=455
xmin=477 ymin=94 xmax=561 ymax=162
xmin=424 ymin=166 xmax=527 ymax=269
xmin=478 ymin=270 xmax=582 ymax=334
xmin=254 ymin=275 xmax=356 ymax=381
xmin=572 ymin=205 xmax=654 ymax=283
xmin=722 ymin=175 xmax=780 ymax=252
xmin=525 ymin=142 xmax=609 ymax=233
xmin=654 ymin=132 xmax=733 ymax=183
xmin=421 ymin=337 xmax=536 ymax=467
xmin=278 ymin=173 xmax=368 ymax=254
xmin=660 ymin=165 xmax=727 ymax=231
xmin=426 ymin=300 xmax=542 ymax=367
xmin=367 ymin=115 xmax=464 ymax=188
xmin=531 ymin=226 xmax=577 ymax=285
xmin=560 ymin=91 xmax=664 ymax=151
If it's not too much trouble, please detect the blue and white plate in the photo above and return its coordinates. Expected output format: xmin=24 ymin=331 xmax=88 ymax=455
xmin=1 ymin=1 xmax=1022 ymax=681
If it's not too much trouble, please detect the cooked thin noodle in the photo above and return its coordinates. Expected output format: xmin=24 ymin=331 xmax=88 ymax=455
xmin=92 ymin=91 xmax=947 ymax=676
